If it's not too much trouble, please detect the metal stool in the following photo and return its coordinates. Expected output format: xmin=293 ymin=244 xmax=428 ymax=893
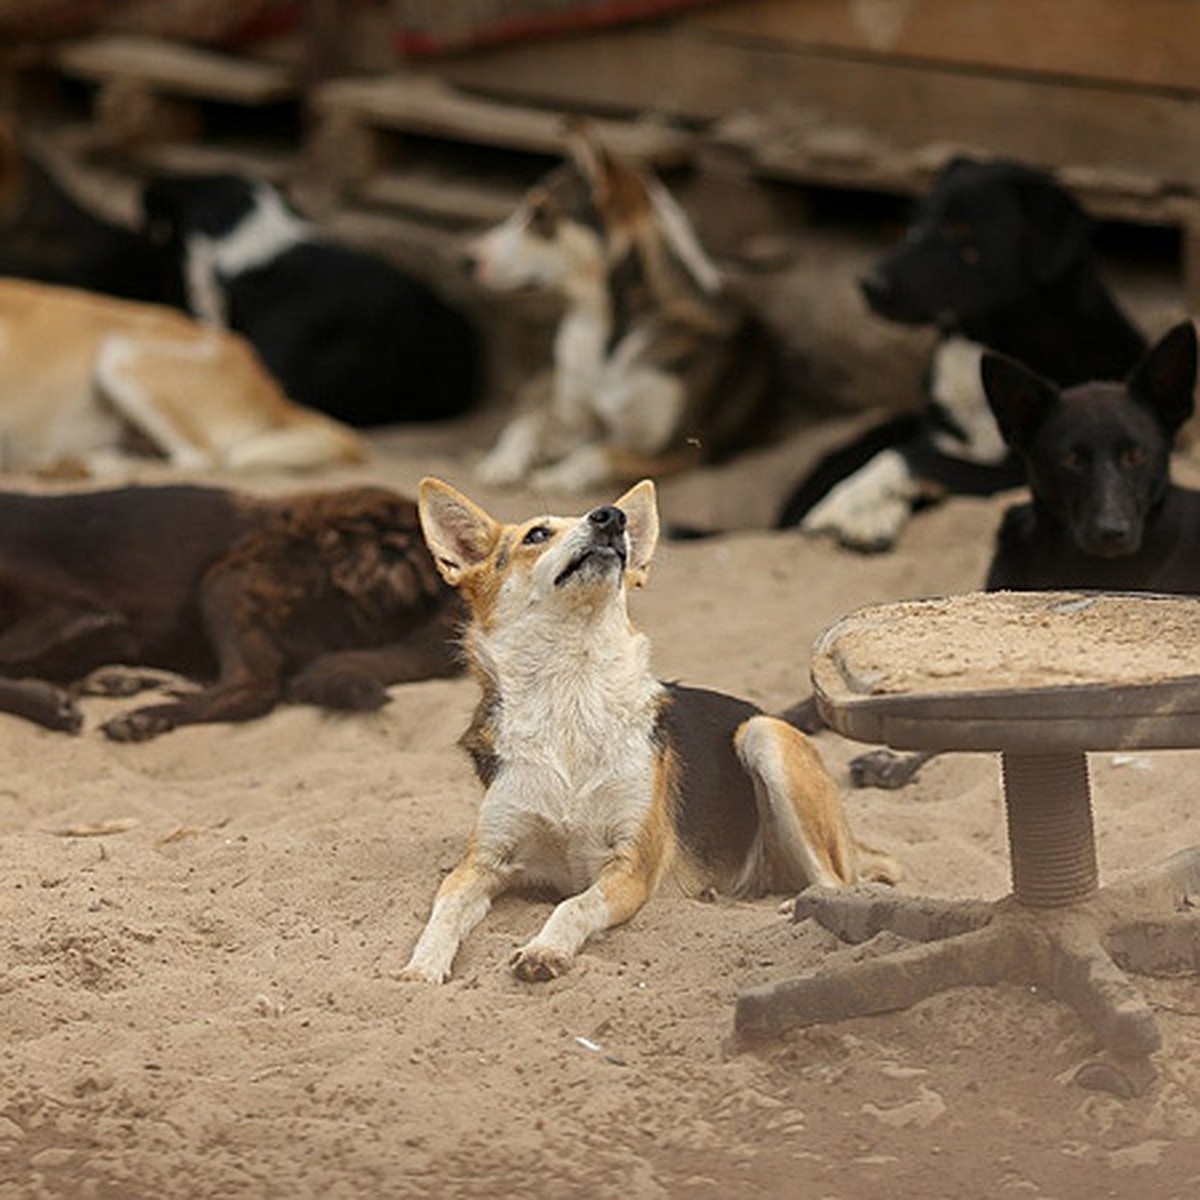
xmin=737 ymin=591 xmax=1200 ymax=1096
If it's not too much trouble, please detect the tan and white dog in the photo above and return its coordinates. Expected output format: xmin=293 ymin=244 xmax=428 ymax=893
xmin=403 ymin=477 xmax=896 ymax=984
xmin=462 ymin=123 xmax=777 ymax=493
xmin=0 ymin=278 xmax=365 ymax=475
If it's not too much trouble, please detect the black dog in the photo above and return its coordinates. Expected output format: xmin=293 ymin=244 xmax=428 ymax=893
xmin=141 ymin=172 xmax=485 ymax=428
xmin=850 ymin=320 xmax=1199 ymax=789
xmin=781 ymin=157 xmax=1147 ymax=551
xmin=985 ymin=320 xmax=1199 ymax=590
xmin=0 ymin=484 xmax=462 ymax=741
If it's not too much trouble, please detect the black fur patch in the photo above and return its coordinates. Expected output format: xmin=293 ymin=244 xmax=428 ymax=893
xmin=656 ymin=683 xmax=761 ymax=874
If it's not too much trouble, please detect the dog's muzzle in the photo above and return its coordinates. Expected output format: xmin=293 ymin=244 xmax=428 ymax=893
xmin=554 ymin=505 xmax=628 ymax=586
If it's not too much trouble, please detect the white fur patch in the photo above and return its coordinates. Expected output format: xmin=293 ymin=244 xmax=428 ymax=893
xmin=183 ymin=184 xmax=310 ymax=325
xmin=800 ymin=448 xmax=920 ymax=551
xmin=94 ymin=334 xmax=217 ymax=467
xmin=930 ymin=336 xmax=1008 ymax=464
xmin=595 ymin=329 xmax=687 ymax=454
xmin=644 ymin=175 xmax=723 ymax=295
xmin=476 ymin=409 xmax=550 ymax=486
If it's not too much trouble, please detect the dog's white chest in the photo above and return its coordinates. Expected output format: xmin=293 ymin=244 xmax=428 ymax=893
xmin=478 ymin=666 xmax=662 ymax=894
xmin=554 ymin=308 xmax=609 ymax=403
xmin=489 ymin=754 xmax=655 ymax=893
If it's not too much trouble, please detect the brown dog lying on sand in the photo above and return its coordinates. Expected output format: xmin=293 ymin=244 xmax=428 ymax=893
xmin=0 ymin=484 xmax=461 ymax=739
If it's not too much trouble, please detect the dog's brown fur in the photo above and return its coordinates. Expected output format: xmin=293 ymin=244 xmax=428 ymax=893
xmin=0 ymin=484 xmax=461 ymax=739
xmin=402 ymin=478 xmax=896 ymax=984
xmin=0 ymin=278 xmax=365 ymax=475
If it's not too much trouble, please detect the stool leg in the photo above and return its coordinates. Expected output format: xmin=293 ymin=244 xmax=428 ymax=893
xmin=1002 ymin=751 xmax=1098 ymax=908
xmin=736 ymin=924 xmax=1001 ymax=1037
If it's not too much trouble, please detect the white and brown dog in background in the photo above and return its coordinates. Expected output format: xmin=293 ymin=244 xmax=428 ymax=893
xmin=0 ymin=278 xmax=364 ymax=476
xmin=402 ymin=477 xmax=896 ymax=984
xmin=461 ymin=123 xmax=777 ymax=493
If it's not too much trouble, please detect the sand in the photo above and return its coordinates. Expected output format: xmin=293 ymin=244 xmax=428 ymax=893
xmin=818 ymin=591 xmax=1200 ymax=696
xmin=2 ymin=417 xmax=1200 ymax=1200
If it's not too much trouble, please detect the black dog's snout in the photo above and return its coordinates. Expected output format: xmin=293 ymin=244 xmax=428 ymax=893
xmin=1096 ymin=517 xmax=1132 ymax=542
xmin=859 ymin=267 xmax=893 ymax=309
xmin=588 ymin=506 xmax=626 ymax=537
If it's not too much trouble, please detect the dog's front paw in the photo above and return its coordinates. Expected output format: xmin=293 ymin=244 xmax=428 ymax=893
xmin=476 ymin=447 xmax=529 ymax=488
xmin=20 ymin=682 xmax=83 ymax=733
xmin=799 ymin=449 xmax=917 ymax=553
xmin=850 ymin=748 xmax=924 ymax=790
xmin=397 ymin=961 xmax=450 ymax=984
xmin=287 ymin=667 xmax=387 ymax=713
xmin=78 ymin=667 xmax=180 ymax=698
xmin=102 ymin=707 xmax=175 ymax=743
xmin=530 ymin=446 xmax=611 ymax=494
xmin=511 ymin=944 xmax=571 ymax=982
xmin=802 ymin=494 xmax=910 ymax=554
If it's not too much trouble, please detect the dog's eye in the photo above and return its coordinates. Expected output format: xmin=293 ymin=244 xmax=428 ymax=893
xmin=522 ymin=525 xmax=553 ymax=545
xmin=960 ymin=244 xmax=980 ymax=266
xmin=528 ymin=201 xmax=557 ymax=239
xmin=941 ymin=221 xmax=975 ymax=242
xmin=1120 ymin=446 xmax=1148 ymax=469
xmin=1062 ymin=448 xmax=1086 ymax=470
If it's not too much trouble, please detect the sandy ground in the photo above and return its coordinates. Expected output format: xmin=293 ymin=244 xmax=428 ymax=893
xmin=0 ymin=402 xmax=1199 ymax=1200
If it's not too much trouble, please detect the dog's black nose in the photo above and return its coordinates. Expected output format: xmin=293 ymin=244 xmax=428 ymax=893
xmin=859 ymin=268 xmax=893 ymax=309
xmin=1095 ymin=518 xmax=1134 ymax=548
xmin=588 ymin=506 xmax=626 ymax=535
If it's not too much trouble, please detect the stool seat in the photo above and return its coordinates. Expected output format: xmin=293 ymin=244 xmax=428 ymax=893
xmin=737 ymin=591 xmax=1200 ymax=1098
xmin=812 ymin=590 xmax=1200 ymax=751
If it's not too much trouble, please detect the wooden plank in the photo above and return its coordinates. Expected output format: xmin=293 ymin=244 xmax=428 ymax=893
xmin=436 ymin=26 xmax=1200 ymax=191
xmin=753 ymin=135 xmax=1200 ymax=230
xmin=55 ymin=35 xmax=298 ymax=105
xmin=134 ymin=142 xmax=297 ymax=183
xmin=694 ymin=1 xmax=1200 ymax=96
xmin=313 ymin=73 xmax=694 ymax=166
xmin=358 ymin=168 xmax=523 ymax=227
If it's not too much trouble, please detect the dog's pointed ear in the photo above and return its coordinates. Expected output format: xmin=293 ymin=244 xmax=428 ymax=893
xmin=980 ymin=352 xmax=1060 ymax=451
xmin=417 ymin=478 xmax=500 ymax=586
xmin=563 ymin=117 xmax=614 ymax=200
xmin=1127 ymin=321 xmax=1198 ymax=434
xmin=1013 ymin=171 xmax=1090 ymax=286
xmin=614 ymin=479 xmax=659 ymax=587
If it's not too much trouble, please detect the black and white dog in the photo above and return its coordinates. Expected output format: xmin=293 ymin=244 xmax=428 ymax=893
xmin=141 ymin=173 xmax=485 ymax=427
xmin=780 ymin=157 xmax=1148 ymax=551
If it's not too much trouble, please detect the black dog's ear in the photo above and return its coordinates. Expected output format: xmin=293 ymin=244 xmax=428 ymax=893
xmin=981 ymin=352 xmax=1061 ymax=451
xmin=939 ymin=154 xmax=981 ymax=181
xmin=1127 ymin=321 xmax=1198 ymax=433
xmin=1013 ymin=173 xmax=1090 ymax=286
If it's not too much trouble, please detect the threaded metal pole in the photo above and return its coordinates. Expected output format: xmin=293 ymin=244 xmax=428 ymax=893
xmin=1001 ymin=751 xmax=1098 ymax=908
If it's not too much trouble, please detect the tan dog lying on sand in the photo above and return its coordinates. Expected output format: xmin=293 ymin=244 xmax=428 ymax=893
xmin=0 ymin=278 xmax=364 ymax=475
xmin=402 ymin=478 xmax=896 ymax=984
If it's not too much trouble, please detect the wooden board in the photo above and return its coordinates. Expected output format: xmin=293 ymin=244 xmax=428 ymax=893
xmin=314 ymin=73 xmax=694 ymax=166
xmin=55 ymin=35 xmax=297 ymax=105
xmin=437 ymin=25 xmax=1200 ymax=190
xmin=358 ymin=168 xmax=524 ymax=227
xmin=695 ymin=1 xmax=1200 ymax=95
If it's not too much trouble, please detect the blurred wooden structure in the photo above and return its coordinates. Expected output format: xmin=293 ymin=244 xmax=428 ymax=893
xmin=10 ymin=1 xmax=1200 ymax=301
